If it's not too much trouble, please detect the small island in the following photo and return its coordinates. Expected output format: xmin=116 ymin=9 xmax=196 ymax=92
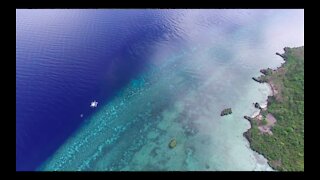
xmin=221 ymin=108 xmax=232 ymax=116
xmin=244 ymin=46 xmax=304 ymax=171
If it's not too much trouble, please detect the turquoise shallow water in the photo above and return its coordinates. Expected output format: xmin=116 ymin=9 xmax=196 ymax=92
xmin=39 ymin=9 xmax=304 ymax=171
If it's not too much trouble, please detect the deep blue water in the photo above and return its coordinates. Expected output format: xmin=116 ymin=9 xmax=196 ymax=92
xmin=16 ymin=9 xmax=184 ymax=171
xmin=16 ymin=9 xmax=303 ymax=171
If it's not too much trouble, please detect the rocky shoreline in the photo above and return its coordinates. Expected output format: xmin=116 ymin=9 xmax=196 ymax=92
xmin=243 ymin=47 xmax=291 ymax=170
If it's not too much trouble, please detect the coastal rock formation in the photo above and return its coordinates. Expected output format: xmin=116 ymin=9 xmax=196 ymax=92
xmin=221 ymin=108 xmax=232 ymax=116
xmin=252 ymin=77 xmax=261 ymax=83
xmin=254 ymin=102 xmax=262 ymax=109
xmin=244 ymin=115 xmax=253 ymax=122
xmin=168 ymin=139 xmax=177 ymax=149
xmin=245 ymin=46 xmax=304 ymax=171
xmin=260 ymin=68 xmax=273 ymax=76
xmin=252 ymin=76 xmax=266 ymax=83
xmin=276 ymin=51 xmax=287 ymax=60
xmin=243 ymin=131 xmax=252 ymax=143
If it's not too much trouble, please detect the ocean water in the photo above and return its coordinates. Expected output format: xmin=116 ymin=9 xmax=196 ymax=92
xmin=16 ymin=9 xmax=304 ymax=171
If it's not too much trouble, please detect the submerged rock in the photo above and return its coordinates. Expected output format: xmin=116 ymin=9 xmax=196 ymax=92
xmin=221 ymin=108 xmax=232 ymax=116
xmin=168 ymin=139 xmax=177 ymax=149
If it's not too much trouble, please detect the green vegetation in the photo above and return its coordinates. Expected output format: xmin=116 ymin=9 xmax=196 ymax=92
xmin=261 ymin=118 xmax=268 ymax=126
xmin=221 ymin=108 xmax=232 ymax=116
xmin=261 ymin=109 xmax=268 ymax=117
xmin=245 ymin=47 xmax=304 ymax=171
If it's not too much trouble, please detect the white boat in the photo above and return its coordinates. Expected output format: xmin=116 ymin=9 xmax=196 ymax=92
xmin=90 ymin=100 xmax=98 ymax=108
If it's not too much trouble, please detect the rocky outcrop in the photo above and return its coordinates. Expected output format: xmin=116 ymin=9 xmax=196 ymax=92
xmin=244 ymin=115 xmax=253 ymax=122
xmin=254 ymin=102 xmax=262 ymax=110
xmin=243 ymin=130 xmax=252 ymax=143
xmin=221 ymin=108 xmax=232 ymax=116
xmin=252 ymin=77 xmax=265 ymax=83
xmin=260 ymin=68 xmax=273 ymax=76
xmin=169 ymin=139 xmax=177 ymax=149
xmin=276 ymin=52 xmax=287 ymax=60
